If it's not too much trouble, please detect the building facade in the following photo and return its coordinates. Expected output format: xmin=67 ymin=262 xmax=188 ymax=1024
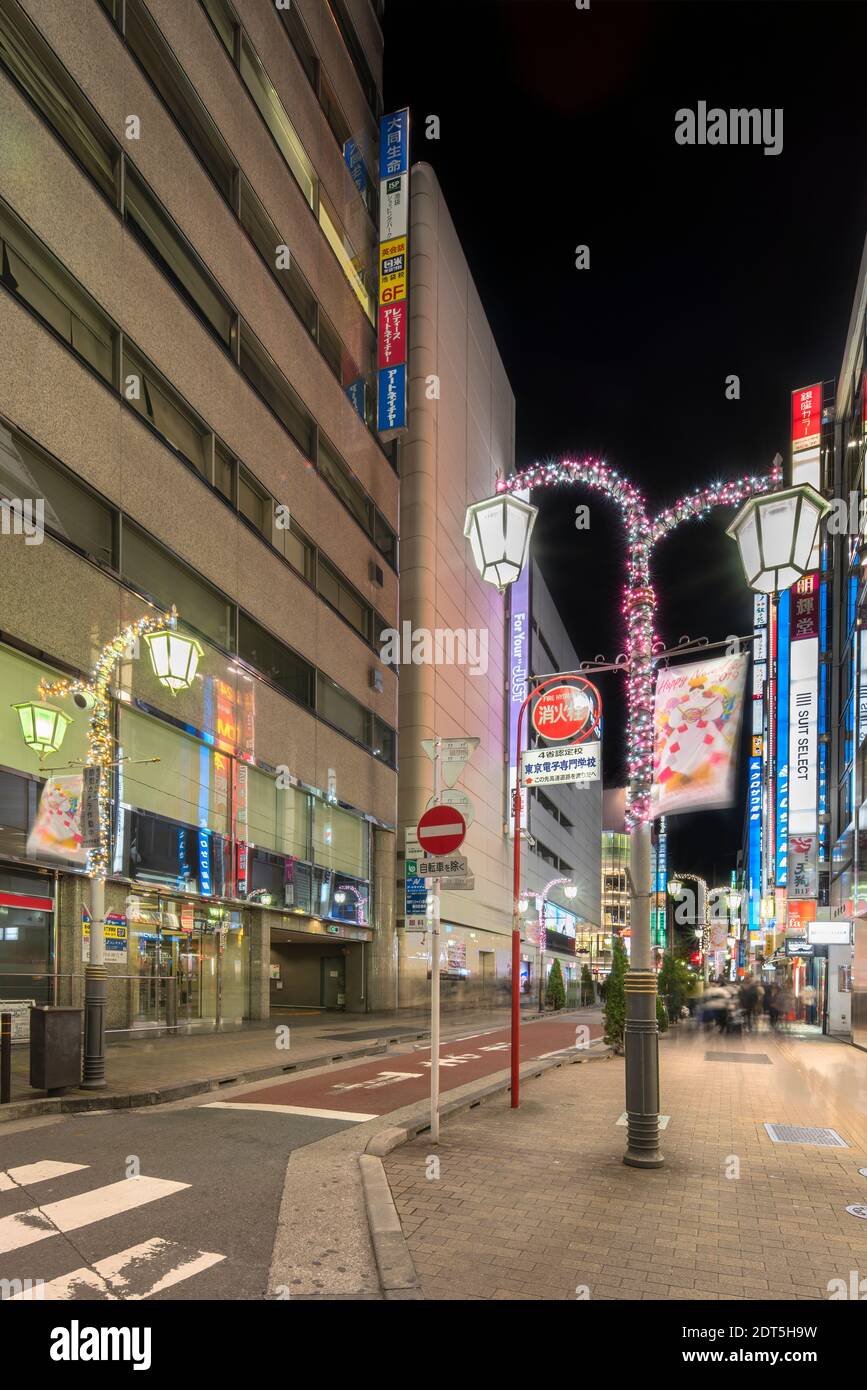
xmin=0 ymin=0 xmax=399 ymax=1031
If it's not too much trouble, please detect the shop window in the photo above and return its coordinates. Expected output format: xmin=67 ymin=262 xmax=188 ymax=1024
xmin=239 ymin=325 xmax=314 ymax=459
xmin=124 ymin=0 xmax=235 ymax=203
xmin=126 ymin=808 xmax=223 ymax=896
xmin=124 ymin=167 xmax=234 ymax=350
xmin=121 ymin=520 xmax=234 ymax=651
xmin=0 ymin=644 xmax=89 ymax=779
xmin=316 ymin=674 xmax=370 ymax=747
xmin=0 ymin=1 xmax=117 ymax=201
xmin=0 ymin=198 xmax=114 ymax=382
xmin=236 ymin=611 xmax=314 ymax=709
xmin=122 ymin=344 xmax=209 ymax=477
xmin=312 ymin=800 xmax=369 ymax=880
xmin=119 ymin=707 xmax=229 ymax=835
xmin=0 ymin=420 xmax=114 ymax=566
xmin=237 ymin=763 xmax=311 ymax=861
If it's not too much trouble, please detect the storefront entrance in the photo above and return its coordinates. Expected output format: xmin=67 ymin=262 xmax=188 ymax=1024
xmin=125 ymin=896 xmax=248 ymax=1032
xmin=0 ymin=874 xmax=54 ymax=1007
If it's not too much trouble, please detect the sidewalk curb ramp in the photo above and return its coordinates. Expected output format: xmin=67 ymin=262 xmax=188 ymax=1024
xmin=361 ymin=1040 xmax=612 ymax=1298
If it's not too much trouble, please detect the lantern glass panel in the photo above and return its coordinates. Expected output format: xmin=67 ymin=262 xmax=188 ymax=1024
xmin=758 ymin=496 xmax=797 ymax=567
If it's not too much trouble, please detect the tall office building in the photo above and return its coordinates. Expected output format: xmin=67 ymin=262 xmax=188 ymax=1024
xmin=0 ymin=0 xmax=399 ymax=1028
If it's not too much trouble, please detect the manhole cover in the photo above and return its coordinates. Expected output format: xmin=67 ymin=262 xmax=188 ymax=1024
xmin=846 ymin=1205 xmax=867 ymax=1220
xmin=705 ymin=1052 xmax=771 ymax=1064
xmin=764 ymin=1123 xmax=848 ymax=1147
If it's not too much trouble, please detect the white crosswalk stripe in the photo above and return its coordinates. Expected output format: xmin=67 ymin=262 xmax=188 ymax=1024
xmin=8 ymin=1238 xmax=225 ymax=1300
xmin=0 ymin=1161 xmax=226 ymax=1300
xmin=0 ymin=1161 xmax=88 ymax=1192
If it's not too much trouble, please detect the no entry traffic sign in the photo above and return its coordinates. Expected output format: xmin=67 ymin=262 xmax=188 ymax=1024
xmin=417 ymin=804 xmax=466 ymax=856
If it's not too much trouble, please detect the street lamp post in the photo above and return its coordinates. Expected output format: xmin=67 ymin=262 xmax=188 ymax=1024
xmin=30 ymin=607 xmax=200 ymax=1088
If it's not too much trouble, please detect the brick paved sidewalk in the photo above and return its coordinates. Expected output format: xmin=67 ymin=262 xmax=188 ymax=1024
xmin=383 ymin=1025 xmax=867 ymax=1300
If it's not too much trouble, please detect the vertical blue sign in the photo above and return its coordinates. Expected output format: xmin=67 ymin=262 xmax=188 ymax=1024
xmin=748 ymin=755 xmax=762 ymax=931
xmin=377 ymin=363 xmax=406 ymax=431
xmin=380 ymin=109 xmax=409 ymax=177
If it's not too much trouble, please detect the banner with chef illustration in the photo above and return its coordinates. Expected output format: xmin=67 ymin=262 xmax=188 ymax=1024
xmin=26 ymin=773 xmax=88 ymax=865
xmin=651 ymin=652 xmax=748 ymax=817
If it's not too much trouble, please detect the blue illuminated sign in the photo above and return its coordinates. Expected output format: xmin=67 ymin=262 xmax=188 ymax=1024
xmin=775 ymin=591 xmax=790 ymax=886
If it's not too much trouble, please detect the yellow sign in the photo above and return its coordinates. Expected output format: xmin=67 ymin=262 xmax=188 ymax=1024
xmin=379 ymin=236 xmax=407 ymax=305
xmin=751 ymin=735 xmax=763 ymax=756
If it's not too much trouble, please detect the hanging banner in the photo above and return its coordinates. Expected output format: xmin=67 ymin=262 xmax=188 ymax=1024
xmin=651 ymin=653 xmax=748 ymax=816
xmin=26 ymin=774 xmax=87 ymax=865
xmin=787 ymin=832 xmax=818 ymax=900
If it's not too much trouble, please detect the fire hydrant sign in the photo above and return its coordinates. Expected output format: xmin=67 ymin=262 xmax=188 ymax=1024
xmin=417 ymin=805 xmax=466 ymax=856
xmin=521 ymin=742 xmax=601 ymax=786
xmin=531 ymin=683 xmax=598 ymax=743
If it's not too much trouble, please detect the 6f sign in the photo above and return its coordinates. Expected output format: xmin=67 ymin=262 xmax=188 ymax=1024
xmin=531 ymin=680 xmax=601 ymax=744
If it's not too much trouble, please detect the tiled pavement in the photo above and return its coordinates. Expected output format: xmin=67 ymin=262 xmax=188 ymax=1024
xmin=382 ymin=1025 xmax=867 ymax=1300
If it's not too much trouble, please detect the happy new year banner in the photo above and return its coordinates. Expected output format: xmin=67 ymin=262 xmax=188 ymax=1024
xmin=651 ymin=652 xmax=748 ymax=817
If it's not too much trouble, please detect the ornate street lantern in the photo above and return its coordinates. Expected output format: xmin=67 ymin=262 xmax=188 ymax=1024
xmin=464 ymin=492 xmax=538 ymax=592
xmin=726 ymin=484 xmax=831 ymax=594
xmin=12 ymin=701 xmax=72 ymax=757
xmin=564 ymin=883 xmax=578 ymax=899
xmin=143 ymin=628 xmax=203 ymax=693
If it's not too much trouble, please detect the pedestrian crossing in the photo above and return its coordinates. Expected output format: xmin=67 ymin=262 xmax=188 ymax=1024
xmin=0 ymin=1159 xmax=224 ymax=1300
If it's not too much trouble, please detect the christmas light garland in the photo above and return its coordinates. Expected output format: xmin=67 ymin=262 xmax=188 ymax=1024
xmin=497 ymin=458 xmax=781 ymax=828
xmin=39 ymin=608 xmax=177 ymax=879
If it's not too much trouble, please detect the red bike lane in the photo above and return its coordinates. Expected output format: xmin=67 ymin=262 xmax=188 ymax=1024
xmin=208 ymin=1017 xmax=602 ymax=1119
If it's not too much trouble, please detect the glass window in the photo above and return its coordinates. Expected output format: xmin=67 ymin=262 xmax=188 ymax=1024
xmin=119 ymin=707 xmax=229 ymax=833
xmin=313 ymin=800 xmax=369 ymax=879
xmin=0 ymin=421 xmax=114 ymax=566
xmin=317 ymin=557 xmax=370 ymax=640
xmin=317 ymin=310 xmax=344 ymax=382
xmin=0 ymin=644 xmax=89 ymax=779
xmin=199 ymin=0 xmax=237 ymax=61
xmin=0 ymin=199 xmax=114 ymax=382
xmin=374 ymin=509 xmax=397 ymax=568
xmin=237 ymin=611 xmax=314 ymax=709
xmin=213 ymin=440 xmax=235 ymax=503
xmin=239 ymin=33 xmax=315 ymax=209
xmin=121 ymin=520 xmax=234 ymax=650
xmin=239 ymin=177 xmax=317 ymax=335
xmin=316 ymin=674 xmax=369 ymax=746
xmin=125 ymin=0 xmax=235 ymax=202
xmin=276 ymin=1 xmax=318 ymax=89
xmin=124 ymin=167 xmax=234 ymax=349
xmin=238 ymin=763 xmax=310 ymax=860
xmin=238 ymin=465 xmax=269 ymax=536
xmin=239 ymin=326 xmax=314 ymax=458
xmin=275 ymin=514 xmax=314 ymax=581
xmin=372 ymin=716 xmax=396 ymax=768
xmin=122 ymin=345 xmax=208 ymax=476
xmin=0 ymin=1 xmax=117 ymax=201
xmin=318 ymin=195 xmax=373 ymax=322
xmin=317 ymin=435 xmax=372 ymax=534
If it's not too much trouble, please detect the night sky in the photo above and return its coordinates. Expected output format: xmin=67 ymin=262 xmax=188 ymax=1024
xmin=385 ymin=0 xmax=867 ymax=882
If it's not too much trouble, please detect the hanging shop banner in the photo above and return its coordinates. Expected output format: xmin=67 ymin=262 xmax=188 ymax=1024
xmin=787 ymin=832 xmax=819 ymax=900
xmin=651 ymin=653 xmax=748 ymax=816
xmin=26 ymin=774 xmax=87 ymax=865
xmin=788 ymin=635 xmax=819 ymax=834
xmin=378 ymin=300 xmax=408 ymax=370
xmin=791 ymin=573 xmax=820 ymax=641
xmin=521 ymin=742 xmax=600 ymax=787
xmin=791 ymin=383 xmax=822 ymax=453
xmin=80 ymin=764 xmax=102 ymax=851
xmin=376 ymin=108 xmax=410 ymax=434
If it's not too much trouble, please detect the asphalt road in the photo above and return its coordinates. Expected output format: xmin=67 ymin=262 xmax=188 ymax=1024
xmin=0 ymin=1013 xmax=602 ymax=1301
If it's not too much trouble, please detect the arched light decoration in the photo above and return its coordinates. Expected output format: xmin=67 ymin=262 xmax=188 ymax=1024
xmin=726 ymin=484 xmax=831 ymax=594
xmin=564 ymin=884 xmax=578 ymax=899
xmin=464 ymin=492 xmax=538 ymax=592
xmin=143 ymin=628 xmax=203 ymax=694
xmin=13 ymin=701 xmax=72 ymax=757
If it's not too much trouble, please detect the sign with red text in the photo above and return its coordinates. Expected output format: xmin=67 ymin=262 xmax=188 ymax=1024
xmin=531 ymin=681 xmax=600 ymax=744
xmin=791 ymin=384 xmax=821 ymax=453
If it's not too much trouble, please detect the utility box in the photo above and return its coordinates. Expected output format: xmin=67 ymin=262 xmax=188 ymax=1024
xmin=29 ymin=1007 xmax=82 ymax=1095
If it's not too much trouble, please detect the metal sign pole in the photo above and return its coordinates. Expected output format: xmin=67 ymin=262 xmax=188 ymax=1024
xmin=430 ymin=735 xmax=441 ymax=1143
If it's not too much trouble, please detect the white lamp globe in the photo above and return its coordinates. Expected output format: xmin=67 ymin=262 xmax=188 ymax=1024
xmin=727 ymin=484 xmax=830 ymax=594
xmin=464 ymin=492 xmax=538 ymax=592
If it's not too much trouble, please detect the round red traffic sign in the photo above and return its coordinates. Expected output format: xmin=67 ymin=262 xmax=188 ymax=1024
xmin=531 ymin=679 xmax=601 ymax=744
xmin=417 ymin=804 xmax=466 ymax=856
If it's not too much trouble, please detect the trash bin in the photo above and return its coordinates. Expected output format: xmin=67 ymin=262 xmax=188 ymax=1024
xmin=29 ymin=1006 xmax=82 ymax=1095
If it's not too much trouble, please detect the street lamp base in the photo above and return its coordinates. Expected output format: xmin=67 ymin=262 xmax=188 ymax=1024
xmin=624 ymin=1148 xmax=665 ymax=1170
xmin=82 ymin=963 xmax=108 ymax=1090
